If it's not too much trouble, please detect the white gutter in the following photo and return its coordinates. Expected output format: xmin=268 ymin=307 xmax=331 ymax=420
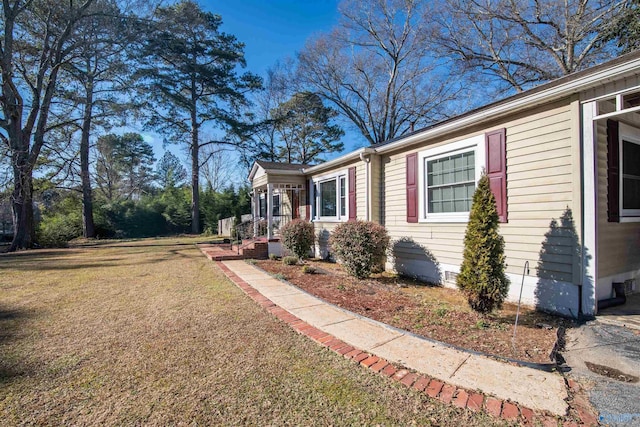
xmin=359 ymin=151 xmax=371 ymax=221
xmin=303 ymin=147 xmax=374 ymax=175
xmin=261 ymin=169 xmax=305 ymax=175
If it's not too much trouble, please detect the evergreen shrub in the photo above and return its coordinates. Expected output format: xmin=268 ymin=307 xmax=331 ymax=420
xmin=456 ymin=174 xmax=510 ymax=314
xmin=37 ymin=212 xmax=83 ymax=247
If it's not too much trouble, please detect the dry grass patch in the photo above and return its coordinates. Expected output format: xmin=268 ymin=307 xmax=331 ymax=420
xmin=0 ymin=237 xmax=508 ymax=426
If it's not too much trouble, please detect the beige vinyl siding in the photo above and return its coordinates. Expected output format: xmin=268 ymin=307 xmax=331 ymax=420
xmin=251 ymin=171 xmax=306 ymax=190
xmin=581 ymin=74 xmax=640 ymax=102
xmin=253 ymin=174 xmax=268 ymax=189
xmin=314 ymin=221 xmax=340 ymax=259
xmin=266 ymin=174 xmax=307 ymax=186
xmin=596 ymin=118 xmax=640 ymax=279
xmin=278 ymin=190 xmax=292 ymax=218
xmin=356 ymin=162 xmax=366 ymax=219
xmin=309 ymin=159 xmax=364 ymax=256
xmin=383 ymin=101 xmax=577 ymax=282
xmin=370 ymin=154 xmax=381 ymax=223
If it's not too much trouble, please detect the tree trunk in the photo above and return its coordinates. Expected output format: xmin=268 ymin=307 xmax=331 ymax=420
xmin=9 ymin=151 xmax=35 ymax=251
xmin=80 ymin=78 xmax=96 ymax=238
xmin=190 ymin=115 xmax=200 ymax=234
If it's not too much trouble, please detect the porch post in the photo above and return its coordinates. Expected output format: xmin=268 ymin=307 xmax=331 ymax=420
xmin=253 ymin=190 xmax=259 ymax=237
xmin=267 ymin=184 xmax=273 ymax=239
xmin=581 ymin=100 xmax=598 ymax=316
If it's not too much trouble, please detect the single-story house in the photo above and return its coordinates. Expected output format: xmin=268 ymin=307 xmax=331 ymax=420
xmin=248 ymin=51 xmax=640 ymax=318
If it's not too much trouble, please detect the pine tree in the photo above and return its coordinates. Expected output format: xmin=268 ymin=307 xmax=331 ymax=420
xmin=457 ymin=174 xmax=510 ymax=314
xmin=137 ymin=0 xmax=261 ymax=234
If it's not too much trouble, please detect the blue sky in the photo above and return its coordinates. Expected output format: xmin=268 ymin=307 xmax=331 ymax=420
xmin=142 ymin=0 xmax=346 ymax=185
xmin=204 ymin=0 xmax=341 ymax=77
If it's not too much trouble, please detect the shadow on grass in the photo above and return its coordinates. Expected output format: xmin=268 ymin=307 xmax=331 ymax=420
xmin=69 ymin=238 xmax=202 ymax=249
xmin=0 ymin=245 xmax=195 ymax=271
xmin=491 ymin=309 xmax=570 ymax=329
xmin=0 ymin=256 xmax=177 ymax=271
xmin=80 ymin=242 xmax=198 ymax=249
xmin=0 ymin=249 xmax=84 ymax=258
xmin=0 ymin=305 xmax=33 ymax=383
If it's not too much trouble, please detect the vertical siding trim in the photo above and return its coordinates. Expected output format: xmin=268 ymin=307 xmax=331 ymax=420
xmin=607 ymin=119 xmax=620 ymax=223
xmin=348 ymin=167 xmax=357 ymax=220
xmin=485 ymin=128 xmax=508 ymax=223
xmin=305 ymin=179 xmax=311 ymax=221
xmin=406 ymin=153 xmax=418 ymax=223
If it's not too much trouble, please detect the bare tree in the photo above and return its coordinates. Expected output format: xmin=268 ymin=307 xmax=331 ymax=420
xmin=0 ymin=0 xmax=95 ymax=250
xmin=297 ymin=0 xmax=457 ymax=145
xmin=240 ymin=61 xmax=296 ymax=166
xmin=200 ymin=144 xmax=236 ymax=193
xmin=432 ymin=0 xmax=628 ymax=93
xmin=60 ymin=0 xmax=140 ymax=238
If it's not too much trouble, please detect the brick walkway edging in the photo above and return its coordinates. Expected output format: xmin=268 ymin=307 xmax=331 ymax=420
xmin=214 ymin=260 xmax=597 ymax=427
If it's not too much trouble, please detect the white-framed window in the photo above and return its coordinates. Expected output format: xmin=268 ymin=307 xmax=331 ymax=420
xmin=258 ymin=193 xmax=266 ymax=219
xmin=418 ymin=135 xmax=485 ymax=222
xmin=312 ymin=171 xmax=348 ymax=221
xmin=272 ymin=193 xmax=281 ymax=216
xmin=619 ymin=123 xmax=640 ymax=218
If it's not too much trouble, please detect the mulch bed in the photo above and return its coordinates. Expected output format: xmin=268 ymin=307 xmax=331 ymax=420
xmin=255 ymin=259 xmax=570 ymax=364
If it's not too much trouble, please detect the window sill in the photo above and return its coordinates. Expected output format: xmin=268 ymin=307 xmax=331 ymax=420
xmin=419 ymin=214 xmax=470 ymax=223
xmin=313 ymin=217 xmax=348 ymax=223
xmin=620 ymin=216 xmax=640 ymax=223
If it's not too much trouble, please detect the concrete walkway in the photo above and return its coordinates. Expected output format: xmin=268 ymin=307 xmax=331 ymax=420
xmin=562 ymin=322 xmax=640 ymax=427
xmin=220 ymin=260 xmax=569 ymax=417
xmin=597 ymin=292 xmax=640 ymax=330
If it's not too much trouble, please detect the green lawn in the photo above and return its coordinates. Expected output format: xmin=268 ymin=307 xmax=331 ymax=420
xmin=0 ymin=237 xmax=508 ymax=426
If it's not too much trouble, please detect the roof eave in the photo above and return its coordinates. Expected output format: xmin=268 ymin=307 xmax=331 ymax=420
xmin=262 ymin=169 xmax=305 ymax=175
xmin=303 ymin=147 xmax=375 ymax=174
xmin=248 ymin=162 xmax=261 ymax=181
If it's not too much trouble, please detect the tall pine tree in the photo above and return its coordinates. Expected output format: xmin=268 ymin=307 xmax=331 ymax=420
xmin=136 ymin=0 xmax=261 ymax=234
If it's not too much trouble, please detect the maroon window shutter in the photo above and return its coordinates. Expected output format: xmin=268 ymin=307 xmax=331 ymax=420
xmin=607 ymin=119 xmax=620 ymax=222
xmin=406 ymin=153 xmax=418 ymax=223
xmin=348 ymin=167 xmax=357 ymax=220
xmin=305 ymin=179 xmax=311 ymax=221
xmin=485 ymin=128 xmax=508 ymax=223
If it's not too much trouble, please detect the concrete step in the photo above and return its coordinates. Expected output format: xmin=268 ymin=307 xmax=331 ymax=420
xmin=199 ymin=240 xmax=268 ymax=261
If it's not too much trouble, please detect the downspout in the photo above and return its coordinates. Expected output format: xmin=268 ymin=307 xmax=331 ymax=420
xmin=359 ymin=152 xmax=371 ymax=221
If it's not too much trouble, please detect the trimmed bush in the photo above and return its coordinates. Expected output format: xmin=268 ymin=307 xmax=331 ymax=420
xmin=282 ymin=256 xmax=299 ymax=266
xmin=302 ymin=265 xmax=316 ymax=274
xmin=456 ymin=174 xmax=510 ymax=314
xmin=329 ymin=220 xmax=390 ymax=279
xmin=280 ymin=219 xmax=315 ymax=260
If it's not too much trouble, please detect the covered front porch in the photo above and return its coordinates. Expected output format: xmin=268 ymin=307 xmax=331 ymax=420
xmin=247 ymin=161 xmax=309 ymax=244
xmin=250 ymin=183 xmax=307 ymax=239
